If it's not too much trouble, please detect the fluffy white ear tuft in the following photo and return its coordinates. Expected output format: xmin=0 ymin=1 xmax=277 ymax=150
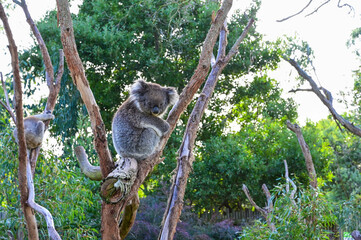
xmin=166 ymin=87 xmax=179 ymax=105
xmin=131 ymin=80 xmax=148 ymax=97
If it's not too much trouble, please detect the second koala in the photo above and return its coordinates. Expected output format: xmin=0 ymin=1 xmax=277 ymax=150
xmin=112 ymin=80 xmax=179 ymax=160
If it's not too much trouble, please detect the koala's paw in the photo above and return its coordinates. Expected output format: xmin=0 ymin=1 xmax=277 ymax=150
xmin=162 ymin=122 xmax=170 ymax=135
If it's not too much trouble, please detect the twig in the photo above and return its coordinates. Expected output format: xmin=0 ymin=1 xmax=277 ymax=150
xmin=288 ymin=88 xmax=313 ymax=93
xmin=277 ymin=0 xmax=313 ymax=22
xmin=305 ymin=0 xmax=331 ymax=17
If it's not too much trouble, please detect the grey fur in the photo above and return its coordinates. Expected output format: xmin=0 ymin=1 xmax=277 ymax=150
xmin=13 ymin=113 xmax=55 ymax=149
xmin=112 ymin=80 xmax=179 ymax=160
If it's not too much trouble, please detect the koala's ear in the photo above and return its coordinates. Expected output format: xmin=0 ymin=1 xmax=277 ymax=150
xmin=166 ymin=87 xmax=179 ymax=105
xmin=131 ymin=80 xmax=148 ymax=97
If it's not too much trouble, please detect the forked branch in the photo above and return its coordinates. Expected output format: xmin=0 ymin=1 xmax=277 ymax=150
xmin=160 ymin=18 xmax=254 ymax=240
xmin=242 ymin=184 xmax=276 ymax=232
xmin=286 ymin=57 xmax=361 ymax=137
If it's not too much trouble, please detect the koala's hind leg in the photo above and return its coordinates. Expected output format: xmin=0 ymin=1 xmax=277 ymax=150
xmin=136 ymin=128 xmax=160 ymax=159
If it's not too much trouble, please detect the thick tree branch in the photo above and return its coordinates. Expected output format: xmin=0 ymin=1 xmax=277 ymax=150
xmin=118 ymin=0 xmax=235 ymax=225
xmin=286 ymin=120 xmax=317 ymax=189
xmin=159 ymin=18 xmax=254 ymax=240
xmin=286 ymin=57 xmax=361 ymax=137
xmin=56 ymin=0 xmax=114 ymax=177
xmin=0 ymin=3 xmax=38 ymax=239
xmin=56 ymin=1 xmax=120 ymax=238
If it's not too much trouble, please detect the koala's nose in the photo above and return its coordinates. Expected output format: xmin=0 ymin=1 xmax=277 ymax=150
xmin=152 ymin=106 xmax=160 ymax=115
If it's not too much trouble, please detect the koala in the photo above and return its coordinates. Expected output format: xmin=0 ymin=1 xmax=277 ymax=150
xmin=112 ymin=80 xmax=179 ymax=161
xmin=13 ymin=113 xmax=55 ymax=151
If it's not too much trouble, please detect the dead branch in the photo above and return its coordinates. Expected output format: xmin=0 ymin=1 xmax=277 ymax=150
xmin=242 ymin=184 xmax=276 ymax=232
xmin=286 ymin=58 xmax=361 ymax=137
xmin=0 ymin=3 xmax=39 ymax=239
xmin=277 ymin=0 xmax=313 ymax=22
xmin=277 ymin=0 xmax=354 ymax=21
xmin=288 ymin=88 xmax=313 ymax=93
xmin=13 ymin=0 xmax=55 ymax=86
xmin=74 ymin=146 xmax=102 ymax=181
xmin=159 ymin=18 xmax=254 ymax=240
xmin=337 ymin=0 xmax=355 ymax=14
xmin=286 ymin=120 xmax=317 ymax=189
xmin=26 ymin=158 xmax=61 ymax=239
xmin=283 ymin=160 xmax=297 ymax=206
xmin=305 ymin=0 xmax=331 ymax=17
xmin=56 ymin=0 xmax=114 ymax=178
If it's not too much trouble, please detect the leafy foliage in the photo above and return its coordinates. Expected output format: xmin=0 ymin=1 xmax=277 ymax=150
xmin=237 ymin=182 xmax=337 ymax=240
xmin=0 ymin=124 xmax=101 ymax=239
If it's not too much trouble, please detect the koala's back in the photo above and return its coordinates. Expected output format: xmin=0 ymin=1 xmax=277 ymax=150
xmin=112 ymin=100 xmax=160 ymax=160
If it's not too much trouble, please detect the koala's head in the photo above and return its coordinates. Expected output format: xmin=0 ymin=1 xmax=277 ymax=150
xmin=130 ymin=80 xmax=179 ymax=116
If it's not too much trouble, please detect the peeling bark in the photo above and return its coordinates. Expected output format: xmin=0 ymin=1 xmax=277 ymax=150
xmin=159 ymin=18 xmax=254 ymax=240
xmin=286 ymin=120 xmax=317 ymax=189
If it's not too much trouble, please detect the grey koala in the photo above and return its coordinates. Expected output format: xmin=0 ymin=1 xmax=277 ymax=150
xmin=13 ymin=113 xmax=55 ymax=153
xmin=112 ymin=80 xmax=179 ymax=160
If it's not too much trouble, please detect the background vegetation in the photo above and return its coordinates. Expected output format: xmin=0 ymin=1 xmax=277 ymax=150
xmin=1 ymin=0 xmax=361 ymax=239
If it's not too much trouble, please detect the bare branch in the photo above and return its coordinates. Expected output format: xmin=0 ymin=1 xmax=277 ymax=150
xmin=283 ymin=160 xmax=297 ymax=206
xmin=26 ymin=159 xmax=61 ymax=240
xmin=0 ymin=3 xmax=39 ymax=238
xmin=277 ymin=0 xmax=313 ymax=22
xmin=224 ymin=18 xmax=254 ymax=64
xmin=159 ymin=18 xmax=254 ymax=240
xmin=338 ymin=0 xmax=355 ymax=14
xmin=57 ymin=0 xmax=114 ymax=177
xmin=288 ymin=88 xmax=313 ymax=93
xmin=242 ymin=184 xmax=267 ymax=217
xmin=285 ymin=57 xmax=361 ymax=137
xmin=305 ymin=0 xmax=331 ymax=17
xmin=74 ymin=146 xmax=102 ymax=181
xmin=286 ymin=120 xmax=317 ymax=189
xmin=14 ymin=0 xmax=55 ymax=86
xmin=0 ymin=72 xmax=16 ymax=123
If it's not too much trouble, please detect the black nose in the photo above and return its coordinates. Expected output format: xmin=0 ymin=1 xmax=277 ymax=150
xmin=152 ymin=106 xmax=160 ymax=114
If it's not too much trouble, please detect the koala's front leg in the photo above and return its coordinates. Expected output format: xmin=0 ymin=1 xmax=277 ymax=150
xmin=141 ymin=116 xmax=169 ymax=137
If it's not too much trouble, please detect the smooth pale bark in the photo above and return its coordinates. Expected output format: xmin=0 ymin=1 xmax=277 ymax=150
xmin=0 ymin=3 xmax=39 ymax=239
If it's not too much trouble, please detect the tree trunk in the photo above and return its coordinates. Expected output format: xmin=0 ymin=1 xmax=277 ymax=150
xmin=0 ymin=3 xmax=39 ymax=239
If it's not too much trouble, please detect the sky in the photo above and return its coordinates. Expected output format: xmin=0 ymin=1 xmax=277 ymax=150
xmin=1 ymin=0 xmax=361 ymax=124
